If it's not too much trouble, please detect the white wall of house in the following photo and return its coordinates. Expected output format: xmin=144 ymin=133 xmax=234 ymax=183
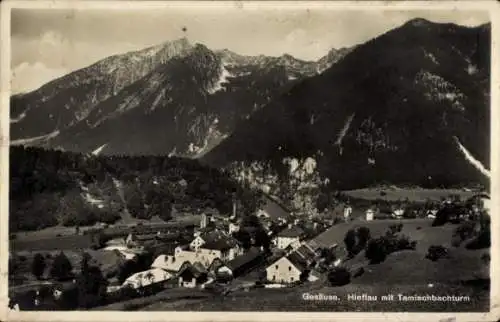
xmin=275 ymin=236 xmax=300 ymax=250
xmin=179 ymin=277 xmax=197 ymax=288
xmin=257 ymin=209 xmax=270 ymax=219
xmin=344 ymin=206 xmax=353 ymax=219
xmin=229 ymin=223 xmax=240 ymax=234
xmin=366 ymin=209 xmax=374 ymax=221
xmin=190 ymin=236 xmax=206 ymax=250
xmin=266 ymin=257 xmax=302 ymax=284
xmin=481 ymin=197 xmax=491 ymax=214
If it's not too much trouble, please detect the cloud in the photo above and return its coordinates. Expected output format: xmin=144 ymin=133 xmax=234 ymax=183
xmin=11 ymin=61 xmax=68 ymax=94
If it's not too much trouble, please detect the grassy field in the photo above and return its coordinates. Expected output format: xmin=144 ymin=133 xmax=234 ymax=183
xmin=343 ymin=188 xmax=477 ymax=202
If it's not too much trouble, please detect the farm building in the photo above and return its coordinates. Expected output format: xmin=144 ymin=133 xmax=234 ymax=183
xmin=273 ymin=226 xmax=306 ymax=250
xmin=266 ymin=256 xmax=305 ymax=284
xmin=215 ymin=247 xmax=265 ymax=279
xmin=122 ymin=268 xmax=173 ymax=290
xmin=178 ymin=262 xmax=209 ymax=288
xmin=151 ymin=254 xmax=191 ymax=274
xmin=257 ymin=195 xmax=292 ymax=224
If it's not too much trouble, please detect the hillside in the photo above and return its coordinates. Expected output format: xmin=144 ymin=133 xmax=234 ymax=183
xmin=203 ymin=19 xmax=491 ymax=193
xmin=11 ymin=40 xmax=350 ymax=157
xmin=9 ymin=146 xmax=262 ymax=232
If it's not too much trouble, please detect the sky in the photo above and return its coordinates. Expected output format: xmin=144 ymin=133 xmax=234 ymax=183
xmin=10 ymin=6 xmax=489 ymax=94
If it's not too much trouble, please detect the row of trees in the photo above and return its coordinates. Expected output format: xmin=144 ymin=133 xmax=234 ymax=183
xmin=10 ymin=146 xmax=262 ymax=231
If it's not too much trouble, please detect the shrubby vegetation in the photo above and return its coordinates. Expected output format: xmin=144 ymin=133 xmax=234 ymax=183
xmin=344 ymin=226 xmax=371 ymax=258
xmin=327 ymin=267 xmax=351 ymax=286
xmin=10 ymin=146 xmax=262 ymax=231
xmin=365 ymin=224 xmax=417 ymax=264
xmin=426 ymin=245 xmax=448 ymax=261
xmin=49 ymin=252 xmax=74 ymax=281
xmin=31 ymin=253 xmax=46 ymax=280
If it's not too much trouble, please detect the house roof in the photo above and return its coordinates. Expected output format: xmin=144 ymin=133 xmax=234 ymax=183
xmin=124 ymin=268 xmax=173 ymax=288
xmin=305 ymin=240 xmax=321 ymax=252
xmin=201 ymin=231 xmax=238 ymax=251
xmin=260 ymin=195 xmax=292 ymax=221
xmin=286 ymin=252 xmax=309 ymax=272
xmin=151 ymin=243 xmax=178 ymax=257
xmin=151 ymin=254 xmax=190 ymax=272
xmin=294 ymin=244 xmax=317 ymax=261
xmin=277 ymin=226 xmax=305 ymax=238
xmin=179 ymin=262 xmax=207 ymax=278
xmin=226 ymin=247 xmax=263 ymax=272
xmin=135 ymin=233 xmax=158 ymax=241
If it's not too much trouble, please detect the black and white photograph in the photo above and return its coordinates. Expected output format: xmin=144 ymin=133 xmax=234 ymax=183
xmin=2 ymin=0 xmax=498 ymax=318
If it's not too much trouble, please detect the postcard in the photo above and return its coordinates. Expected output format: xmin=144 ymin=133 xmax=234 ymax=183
xmin=1 ymin=1 xmax=499 ymax=321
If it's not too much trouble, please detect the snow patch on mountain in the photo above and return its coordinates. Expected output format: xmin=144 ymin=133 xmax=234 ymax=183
xmin=422 ymin=48 xmax=439 ymax=65
xmin=10 ymin=130 xmax=60 ymax=145
xmin=415 ymin=70 xmax=466 ymax=111
xmin=454 ymin=136 xmax=490 ymax=178
xmin=10 ymin=111 xmax=27 ymax=124
xmin=92 ymin=143 xmax=108 ymax=156
xmin=335 ymin=113 xmax=355 ymax=146
xmin=208 ymin=64 xmax=232 ymax=94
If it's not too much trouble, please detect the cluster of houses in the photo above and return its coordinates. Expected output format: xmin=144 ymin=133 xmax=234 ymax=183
xmin=99 ymin=195 xmax=337 ymax=294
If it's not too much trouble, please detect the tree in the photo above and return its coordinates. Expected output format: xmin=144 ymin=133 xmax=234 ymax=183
xmin=31 ymin=253 xmax=46 ymax=280
xmin=50 ymin=252 xmax=73 ymax=281
xmin=355 ymin=226 xmax=371 ymax=253
xmin=344 ymin=229 xmax=357 ymax=258
xmin=76 ymin=252 xmax=108 ymax=308
xmin=365 ymin=238 xmax=387 ymax=264
xmin=232 ymin=230 xmax=252 ymax=250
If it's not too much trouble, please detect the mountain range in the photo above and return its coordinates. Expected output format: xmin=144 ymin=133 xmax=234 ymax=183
xmin=203 ymin=18 xmax=491 ymax=190
xmin=10 ymin=38 xmax=350 ymax=157
xmin=10 ymin=18 xmax=491 ymax=192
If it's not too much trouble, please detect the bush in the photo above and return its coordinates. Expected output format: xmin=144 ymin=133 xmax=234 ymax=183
xmin=344 ymin=229 xmax=357 ymax=258
xmin=365 ymin=231 xmax=417 ymax=264
xmin=50 ymin=252 xmax=73 ymax=281
xmin=31 ymin=253 xmax=46 ymax=280
xmin=387 ymin=223 xmax=403 ymax=236
xmin=465 ymin=228 xmax=491 ymax=250
xmin=352 ymin=267 xmax=365 ymax=278
xmin=365 ymin=238 xmax=387 ymax=264
xmin=327 ymin=267 xmax=351 ymax=286
xmin=356 ymin=227 xmax=371 ymax=248
xmin=452 ymin=221 xmax=477 ymax=247
xmin=426 ymin=245 xmax=448 ymax=261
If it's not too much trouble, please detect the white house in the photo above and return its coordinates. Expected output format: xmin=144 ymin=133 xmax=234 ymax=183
xmin=200 ymin=238 xmax=243 ymax=262
xmin=266 ymin=256 xmax=306 ymax=284
xmin=228 ymin=222 xmax=240 ymax=234
xmin=343 ymin=205 xmax=353 ymax=221
xmin=392 ymin=207 xmax=405 ymax=219
xmin=122 ymin=268 xmax=173 ymax=289
xmin=151 ymin=254 xmax=191 ymax=273
xmin=274 ymin=226 xmax=305 ymax=250
xmin=365 ymin=208 xmax=375 ymax=221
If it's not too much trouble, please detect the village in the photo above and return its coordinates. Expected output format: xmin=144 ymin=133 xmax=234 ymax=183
xmin=8 ymin=190 xmax=491 ymax=311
